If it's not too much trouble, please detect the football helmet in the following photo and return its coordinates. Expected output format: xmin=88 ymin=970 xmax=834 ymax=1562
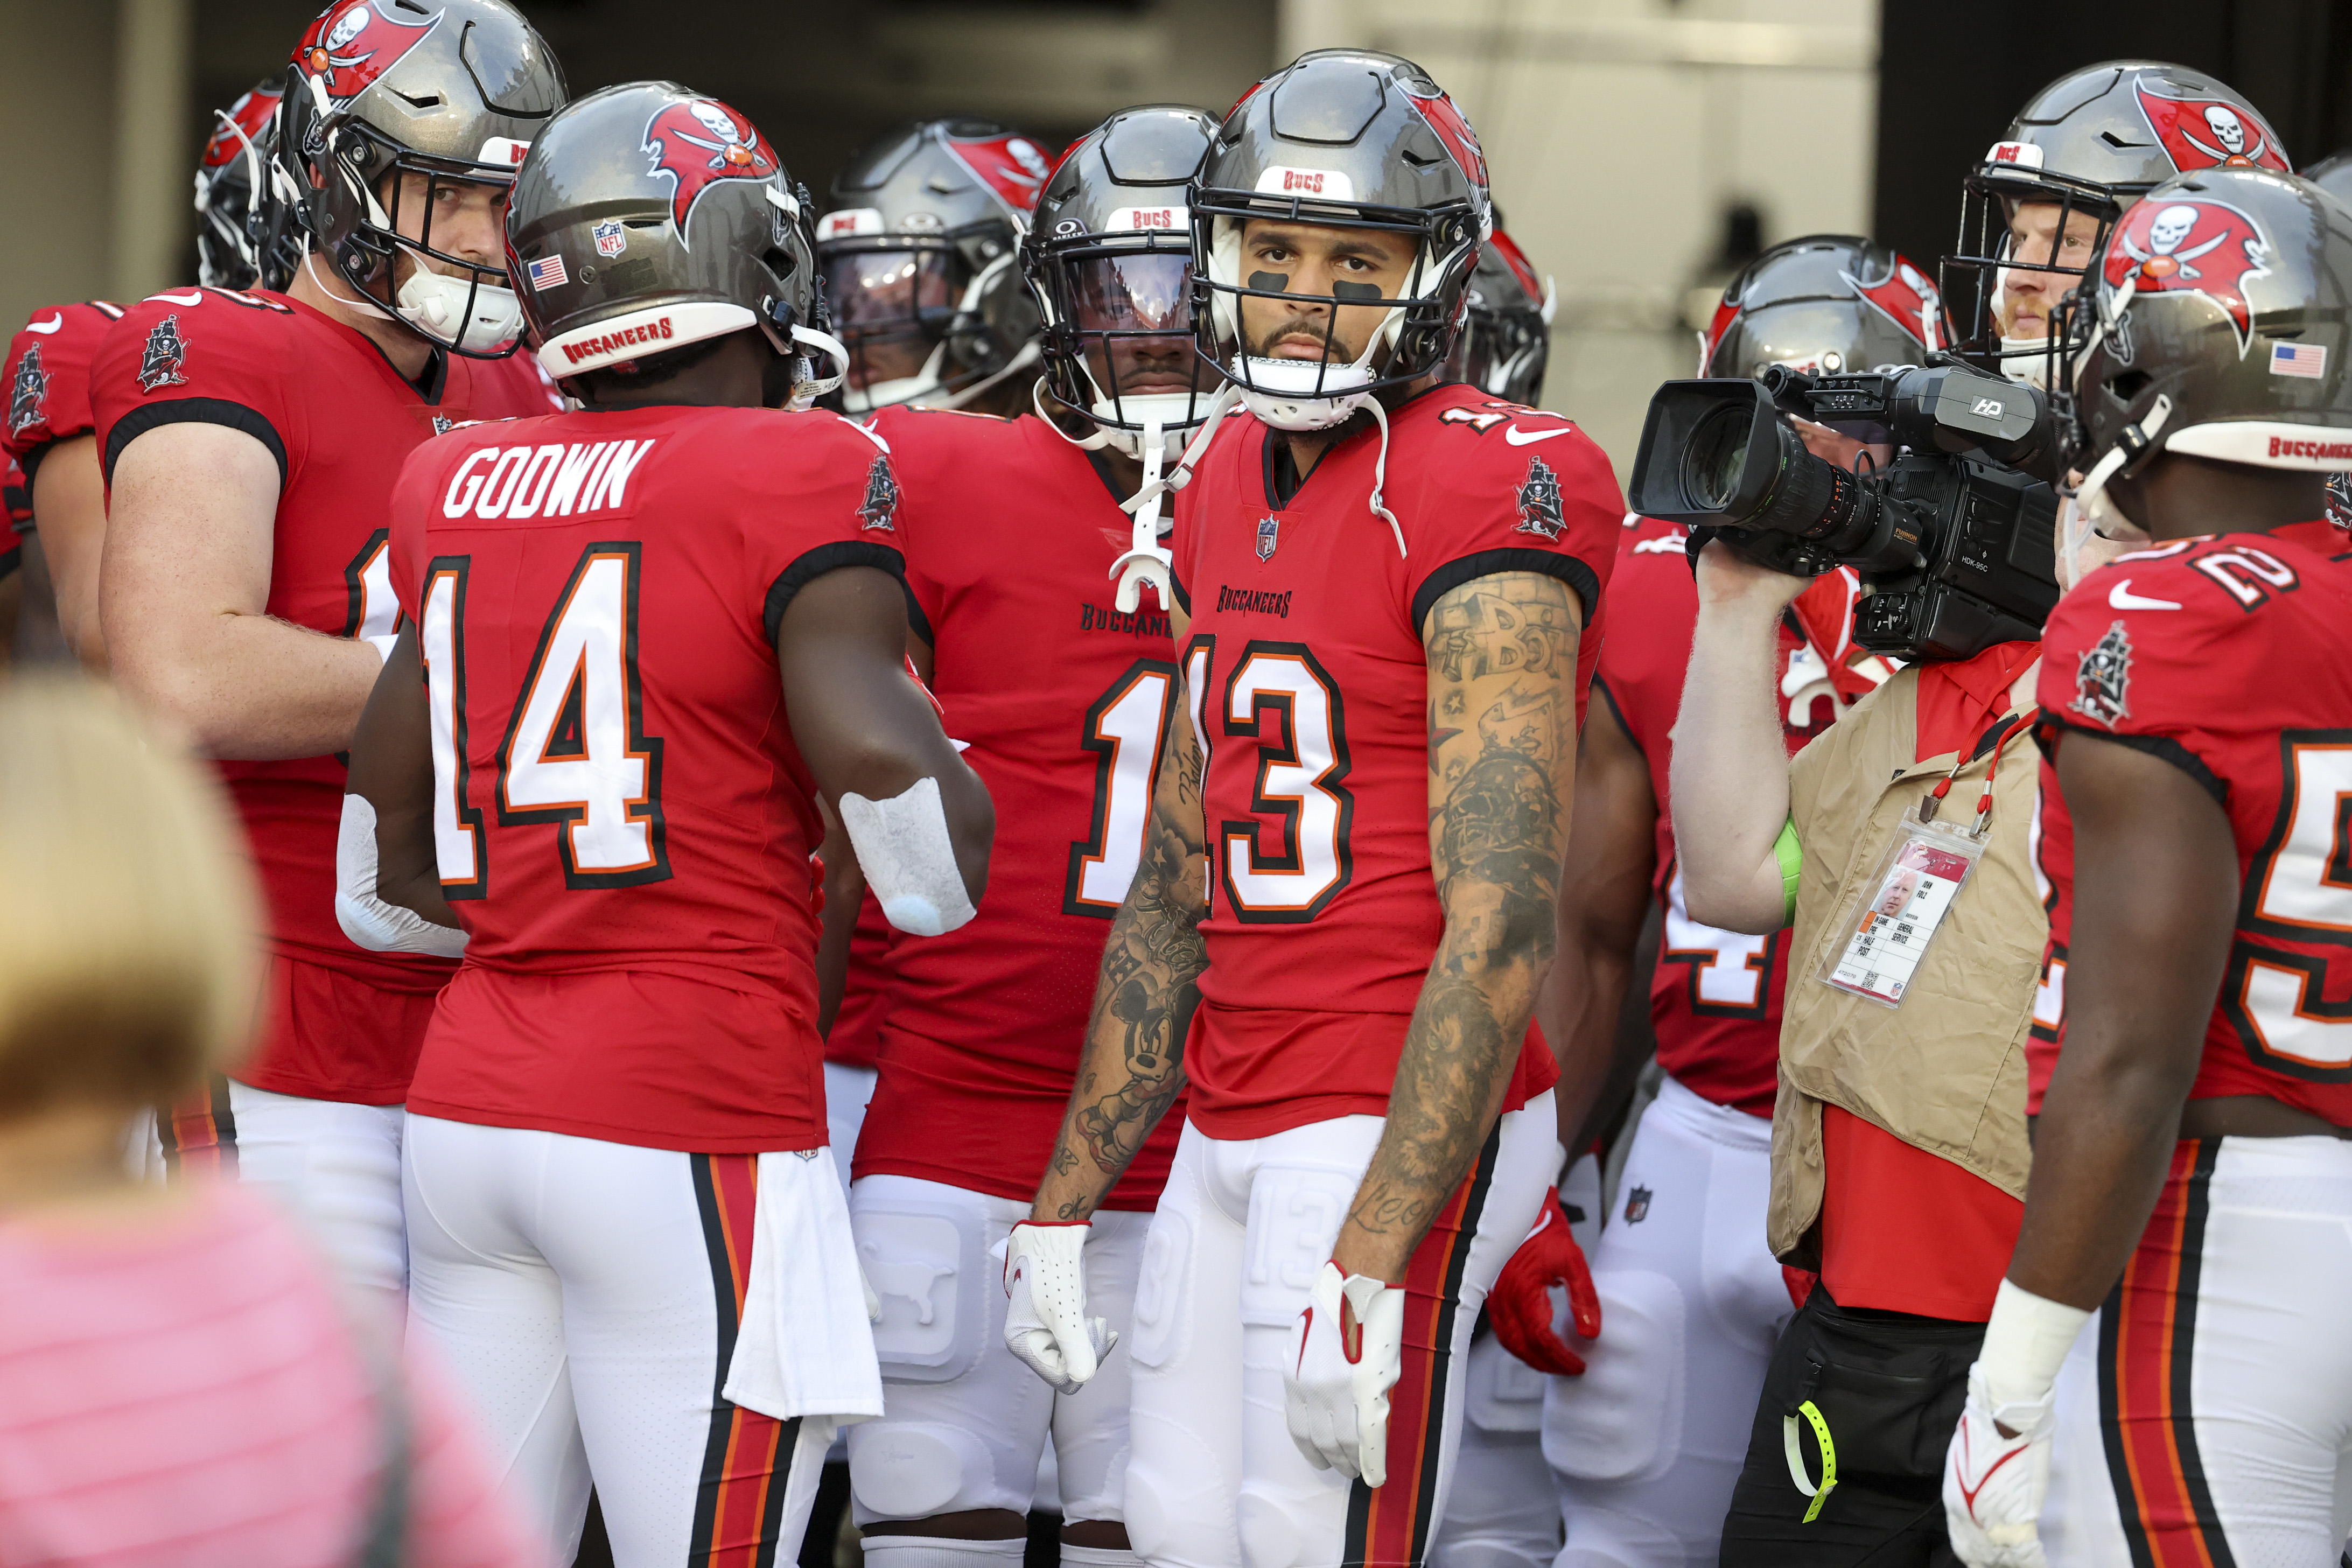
xmin=1444 ymin=225 xmax=1553 ymax=404
xmin=1703 ymin=236 xmax=1950 ymax=384
xmin=818 ymin=118 xmax=1051 ymax=412
xmin=277 ymin=0 xmax=566 ymax=356
xmin=2055 ymin=166 xmax=2352 ymax=512
xmin=1191 ymin=50 xmax=1491 ymax=431
xmin=1026 ymin=104 xmax=1220 ymax=462
xmin=507 ymin=83 xmax=833 ymax=403
xmin=1948 ymin=61 xmax=2288 ymax=382
xmin=194 ymin=78 xmax=300 ymax=291
xmin=2304 ymin=148 xmax=2352 ymax=207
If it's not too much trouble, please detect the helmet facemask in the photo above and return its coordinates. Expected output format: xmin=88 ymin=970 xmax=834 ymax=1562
xmin=820 ymin=225 xmax=1037 ymax=413
xmin=1033 ymin=239 xmax=1217 ymax=460
xmin=1947 ymin=159 xmax=2121 ymax=391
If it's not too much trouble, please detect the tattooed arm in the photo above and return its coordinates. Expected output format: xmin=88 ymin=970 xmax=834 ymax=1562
xmin=1030 ymin=627 xmax=1208 ymax=1224
xmin=1334 ymin=570 xmax=1582 ymax=1282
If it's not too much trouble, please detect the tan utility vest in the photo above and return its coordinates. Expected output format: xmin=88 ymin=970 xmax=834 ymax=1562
xmin=1768 ymin=667 xmax=2046 ymax=1269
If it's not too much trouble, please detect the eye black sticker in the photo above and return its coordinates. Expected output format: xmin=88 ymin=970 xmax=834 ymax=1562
xmin=1332 ymin=281 xmax=1382 ymax=301
xmin=1248 ymin=271 xmax=1290 ymax=293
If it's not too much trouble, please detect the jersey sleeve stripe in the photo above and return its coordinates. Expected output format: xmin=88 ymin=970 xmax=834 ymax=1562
xmin=1170 ymin=565 xmax=1191 ymax=615
xmin=761 ymin=538 xmax=909 ymax=647
xmin=1589 ymin=674 xmax=1642 ymax=759
xmin=2035 ymin=713 xmax=2231 ymax=808
xmin=1408 ymin=546 xmax=1602 ymax=636
xmin=102 ymin=397 xmax=286 ymax=487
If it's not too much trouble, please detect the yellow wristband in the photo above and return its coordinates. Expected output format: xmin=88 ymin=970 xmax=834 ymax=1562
xmin=1781 ymin=1399 xmax=1837 ymax=1523
xmin=1773 ymin=818 xmax=1803 ymax=930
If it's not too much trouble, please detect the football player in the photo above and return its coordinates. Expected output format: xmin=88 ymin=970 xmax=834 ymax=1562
xmin=1944 ymin=167 xmax=2352 ymax=1567
xmin=819 ymin=117 xmax=1052 ymax=416
xmin=835 ymin=104 xmax=1221 ymax=1568
xmin=1011 ymin=53 xmax=1623 ymax=1568
xmin=1533 ymin=237 xmax=1937 ymax=1568
xmin=342 ymin=81 xmax=991 ymax=1565
xmin=89 ymin=0 xmax=565 ymax=1294
xmin=1442 ymin=225 xmax=1553 ymax=405
xmin=2 ymin=75 xmax=297 ymax=673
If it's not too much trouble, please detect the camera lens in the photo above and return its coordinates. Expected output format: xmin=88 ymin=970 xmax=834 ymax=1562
xmin=1682 ymin=401 xmax=1752 ymax=511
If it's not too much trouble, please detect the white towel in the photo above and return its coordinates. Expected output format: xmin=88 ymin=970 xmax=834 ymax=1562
xmin=722 ymin=1147 xmax=886 ymax=1425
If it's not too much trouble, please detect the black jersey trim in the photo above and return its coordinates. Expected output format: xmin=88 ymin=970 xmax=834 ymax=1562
xmin=16 ymin=426 xmax=93 ymax=487
xmin=1589 ymin=674 xmax=1642 ymax=758
xmin=900 ymin=580 xmax=936 ymax=648
xmin=2036 ymin=712 xmax=2229 ymax=808
xmin=1411 ymin=547 xmax=1602 ymax=636
xmin=102 ymin=397 xmax=286 ymax=487
xmin=763 ymin=539 xmax=909 ymax=648
xmin=1170 ymin=566 xmax=1191 ymax=616
xmin=0 ymin=543 xmax=19 ymax=580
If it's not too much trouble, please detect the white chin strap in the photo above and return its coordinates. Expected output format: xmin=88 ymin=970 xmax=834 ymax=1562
xmin=397 ymin=266 xmax=523 ymax=354
xmin=2073 ymin=391 xmax=2173 ymax=521
xmin=1233 ymin=351 xmax=1381 ymax=432
xmin=1032 ymin=382 xmax=1201 ymax=465
xmin=783 ymin=325 xmax=849 ymax=412
xmin=1997 ymin=332 xmax=2052 ymax=390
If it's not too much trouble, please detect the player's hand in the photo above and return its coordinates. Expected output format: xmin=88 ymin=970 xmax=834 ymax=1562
xmin=1943 ymin=1364 xmax=2055 ymax=1567
xmin=1283 ymin=1261 xmax=1406 ymax=1487
xmin=1487 ymin=1188 xmax=1602 ymax=1376
xmin=1003 ymin=1221 xmax=1116 ymax=1395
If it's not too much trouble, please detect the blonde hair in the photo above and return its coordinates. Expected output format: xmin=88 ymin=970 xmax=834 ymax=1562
xmin=0 ymin=676 xmax=259 ymax=1115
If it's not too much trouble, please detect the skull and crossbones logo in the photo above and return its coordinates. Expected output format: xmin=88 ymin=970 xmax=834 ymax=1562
xmin=2120 ymin=204 xmax=2228 ymax=282
xmin=2183 ymin=103 xmax=2269 ymax=166
xmin=671 ymin=102 xmax=764 ymax=172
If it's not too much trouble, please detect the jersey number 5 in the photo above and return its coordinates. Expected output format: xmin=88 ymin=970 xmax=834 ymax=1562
xmin=2223 ymin=732 xmax=2352 ymax=1079
xmin=422 ymin=544 xmax=671 ymax=898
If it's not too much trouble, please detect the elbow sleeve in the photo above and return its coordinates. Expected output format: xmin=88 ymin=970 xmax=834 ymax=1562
xmin=335 ymin=794 xmax=468 ymax=958
xmin=839 ymin=775 xmax=978 ymax=936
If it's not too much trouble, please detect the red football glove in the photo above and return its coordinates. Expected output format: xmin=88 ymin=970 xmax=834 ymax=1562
xmin=1487 ymin=1188 xmax=1602 ymax=1376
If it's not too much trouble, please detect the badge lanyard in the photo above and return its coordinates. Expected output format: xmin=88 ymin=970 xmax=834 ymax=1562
xmin=1820 ymin=711 xmax=2025 ymax=1009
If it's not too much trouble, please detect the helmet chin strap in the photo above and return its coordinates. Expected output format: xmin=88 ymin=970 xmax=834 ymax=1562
xmin=783 ymin=326 xmax=849 ymax=411
xmin=2073 ymin=391 xmax=2172 ymax=521
xmin=306 ymin=250 xmax=394 ymax=323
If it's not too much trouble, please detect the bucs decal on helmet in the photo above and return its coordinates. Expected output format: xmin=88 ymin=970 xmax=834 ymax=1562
xmin=2134 ymin=83 xmax=2289 ymax=176
xmin=944 ymin=134 xmax=1053 ymax=216
xmin=2104 ymin=197 xmax=2272 ymax=353
xmin=1396 ymin=77 xmax=1488 ymax=191
xmin=293 ymin=1 xmax=443 ymax=104
xmin=2071 ymin=620 xmax=2133 ymax=729
xmin=1515 ymin=455 xmax=1566 ymax=541
xmin=202 ymin=82 xmax=284 ymax=169
xmin=8 ymin=345 xmax=47 ymax=439
xmin=1844 ymin=256 xmax=1947 ymax=354
xmin=137 ymin=316 xmax=189 ymax=393
xmin=642 ymin=98 xmax=776 ymax=246
xmin=857 ymin=454 xmax=900 ymax=531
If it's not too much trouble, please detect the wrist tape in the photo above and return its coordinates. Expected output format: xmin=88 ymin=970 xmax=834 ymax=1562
xmin=333 ymin=794 xmax=468 ymax=958
xmin=839 ymin=775 xmax=977 ymax=936
xmin=1977 ymin=1277 xmax=2092 ymax=1410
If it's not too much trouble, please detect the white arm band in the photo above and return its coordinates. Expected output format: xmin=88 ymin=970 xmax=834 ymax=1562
xmin=838 ymin=775 xmax=977 ymax=936
xmin=334 ymin=793 xmax=468 ymax=958
xmin=1975 ymin=1277 xmax=2092 ymax=1410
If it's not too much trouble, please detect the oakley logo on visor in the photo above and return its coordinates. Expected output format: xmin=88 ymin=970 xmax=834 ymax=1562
xmin=1107 ymin=206 xmax=1185 ymax=231
xmin=1256 ymin=166 xmax=1355 ymax=202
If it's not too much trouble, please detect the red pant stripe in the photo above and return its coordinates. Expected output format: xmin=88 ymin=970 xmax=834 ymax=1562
xmin=155 ymin=1075 xmax=238 ymax=1180
xmin=688 ymin=1153 xmax=795 ymax=1567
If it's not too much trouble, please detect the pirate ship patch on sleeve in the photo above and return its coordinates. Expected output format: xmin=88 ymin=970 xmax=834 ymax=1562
xmin=1514 ymin=453 xmax=1565 ymax=541
xmin=2070 ymin=619 xmax=2133 ymax=730
xmin=136 ymin=316 xmax=189 ymax=394
xmin=858 ymin=453 xmax=900 ymax=531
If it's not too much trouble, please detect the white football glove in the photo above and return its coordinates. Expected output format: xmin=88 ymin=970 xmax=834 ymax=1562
xmin=1003 ymin=1221 xmax=1116 ymax=1395
xmin=1943 ymin=1363 xmax=2056 ymax=1567
xmin=1283 ymin=1261 xmax=1405 ymax=1488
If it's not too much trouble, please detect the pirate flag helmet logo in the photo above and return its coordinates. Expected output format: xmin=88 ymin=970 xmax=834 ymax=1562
xmin=7 ymin=345 xmax=47 ymax=439
xmin=1843 ymin=254 xmax=1948 ymax=354
xmin=2071 ymin=620 xmax=2134 ymax=729
xmin=1515 ymin=454 xmax=1566 ymax=541
xmin=137 ymin=316 xmax=189 ymax=393
xmin=858 ymin=454 xmax=900 ymax=531
xmin=2103 ymin=197 xmax=2271 ymax=354
xmin=642 ymin=98 xmax=779 ymax=247
xmin=943 ymin=132 xmax=1054 ymax=218
xmin=293 ymin=0 xmax=443 ymax=104
xmin=2135 ymin=82 xmax=2291 ymax=177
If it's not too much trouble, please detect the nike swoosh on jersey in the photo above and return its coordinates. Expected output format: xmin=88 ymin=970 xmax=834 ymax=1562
xmin=146 ymin=291 xmax=205 ymax=306
xmin=1503 ymin=425 xmax=1573 ymax=446
xmin=24 ymin=313 xmax=64 ymax=334
xmin=2108 ymin=579 xmax=2182 ymax=611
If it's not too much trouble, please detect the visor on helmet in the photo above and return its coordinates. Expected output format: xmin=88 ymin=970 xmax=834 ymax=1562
xmin=320 ymin=118 xmax=530 ymax=355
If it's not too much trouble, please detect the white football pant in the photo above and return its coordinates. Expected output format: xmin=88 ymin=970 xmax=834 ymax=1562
xmin=825 ymin=1061 xmax=878 ymax=1192
xmin=404 ymin=1115 xmax=841 ymax=1568
xmin=846 ymin=1174 xmax=1151 ymax=1529
xmin=2039 ymin=1134 xmax=2352 ymax=1565
xmin=1543 ymin=1074 xmax=1793 ymax=1568
xmin=1122 ymin=1094 xmax=1558 ymax=1568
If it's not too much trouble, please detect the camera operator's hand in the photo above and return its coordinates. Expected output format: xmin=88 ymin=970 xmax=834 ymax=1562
xmin=1692 ymin=538 xmax=1810 ymax=614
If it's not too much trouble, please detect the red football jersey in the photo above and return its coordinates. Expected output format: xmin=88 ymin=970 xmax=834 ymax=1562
xmin=1600 ymin=515 xmax=1893 ymax=1116
xmin=825 ymin=894 xmax=889 ymax=1072
xmin=2033 ymin=520 xmax=2352 ymax=1125
xmin=89 ymin=288 xmax=558 ymax=1103
xmin=5 ymin=301 xmax=124 ymax=477
xmin=847 ymin=408 xmax=1184 ymax=1207
xmin=386 ymin=404 xmax=907 ymax=1152
xmin=1 ymin=456 xmax=25 ymax=573
xmin=1166 ymin=386 xmax=1620 ymax=1138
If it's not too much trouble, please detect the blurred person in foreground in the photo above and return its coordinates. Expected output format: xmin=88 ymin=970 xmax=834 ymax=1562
xmin=0 ymin=676 xmax=542 ymax=1568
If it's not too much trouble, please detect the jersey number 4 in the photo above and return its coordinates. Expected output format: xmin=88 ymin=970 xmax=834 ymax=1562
xmin=2222 ymin=732 xmax=2352 ymax=1079
xmin=421 ymin=544 xmax=670 ymax=898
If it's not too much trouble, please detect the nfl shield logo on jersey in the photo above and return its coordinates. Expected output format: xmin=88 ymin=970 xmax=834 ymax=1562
xmin=1624 ymin=1185 xmax=1653 ymax=1224
xmin=1256 ymin=515 xmax=1279 ymax=561
xmin=2072 ymin=620 xmax=2133 ymax=729
xmin=593 ymin=219 xmax=627 ymax=258
xmin=1515 ymin=456 xmax=1565 ymax=541
xmin=137 ymin=316 xmax=188 ymax=393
